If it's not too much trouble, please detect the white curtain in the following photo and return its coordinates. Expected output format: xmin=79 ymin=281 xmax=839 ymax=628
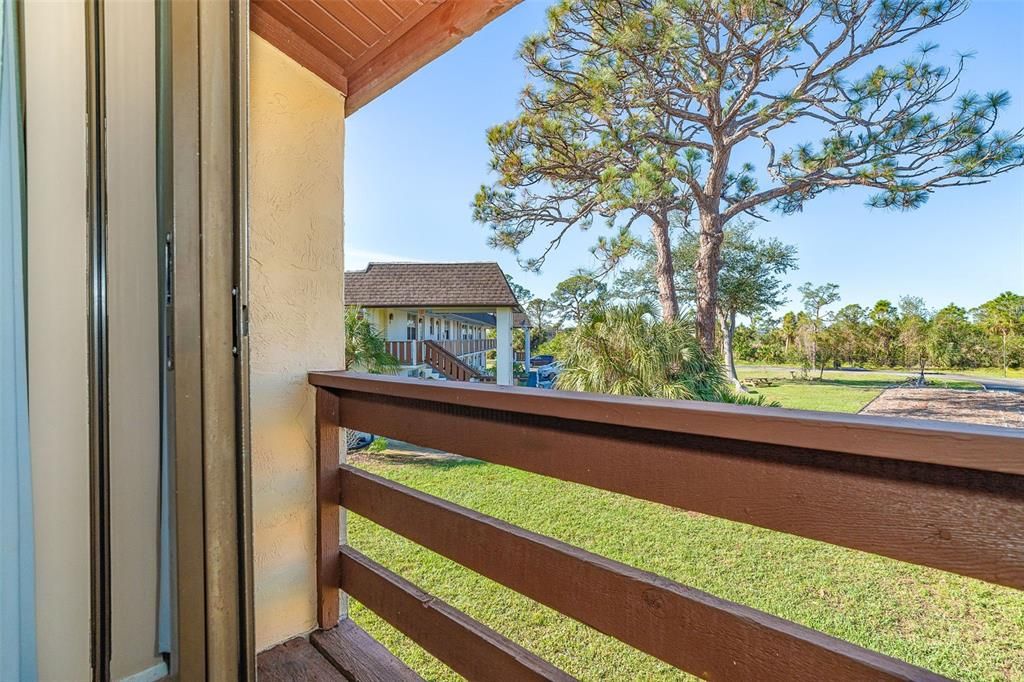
xmin=0 ymin=0 xmax=37 ymax=678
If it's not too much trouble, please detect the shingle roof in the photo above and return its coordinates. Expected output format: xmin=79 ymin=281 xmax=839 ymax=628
xmin=345 ymin=262 xmax=522 ymax=309
xmin=451 ymin=312 xmax=497 ymax=326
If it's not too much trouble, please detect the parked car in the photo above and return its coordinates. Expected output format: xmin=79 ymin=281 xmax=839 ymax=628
xmin=346 ymin=430 xmax=374 ymax=452
xmin=530 ymin=354 xmax=555 ymax=368
xmin=538 ymin=361 xmax=561 ymax=383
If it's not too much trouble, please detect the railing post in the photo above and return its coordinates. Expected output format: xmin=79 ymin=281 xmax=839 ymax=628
xmin=316 ymin=387 xmax=343 ymax=629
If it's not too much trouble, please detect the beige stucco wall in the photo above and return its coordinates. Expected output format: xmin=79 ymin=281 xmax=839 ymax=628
xmin=24 ymin=2 xmax=91 ymax=679
xmin=249 ymin=34 xmax=346 ymax=650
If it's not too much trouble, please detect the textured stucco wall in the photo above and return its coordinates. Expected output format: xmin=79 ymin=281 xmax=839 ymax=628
xmin=24 ymin=3 xmax=92 ymax=679
xmin=249 ymin=34 xmax=345 ymax=651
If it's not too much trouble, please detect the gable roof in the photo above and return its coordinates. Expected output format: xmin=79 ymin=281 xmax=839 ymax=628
xmin=345 ymin=262 xmax=522 ymax=310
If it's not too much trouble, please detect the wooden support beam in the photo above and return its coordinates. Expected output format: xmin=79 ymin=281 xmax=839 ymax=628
xmin=315 ymin=388 xmax=343 ymax=629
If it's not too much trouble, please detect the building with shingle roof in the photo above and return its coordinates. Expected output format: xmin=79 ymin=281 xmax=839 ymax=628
xmin=345 ymin=262 xmax=531 ymax=384
xmin=345 ymin=262 xmax=523 ymax=310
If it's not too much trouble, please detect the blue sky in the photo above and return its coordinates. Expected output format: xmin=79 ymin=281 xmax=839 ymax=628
xmin=345 ymin=0 xmax=1024 ymax=314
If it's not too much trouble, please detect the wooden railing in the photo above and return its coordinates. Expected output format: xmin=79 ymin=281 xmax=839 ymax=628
xmin=433 ymin=338 xmax=495 ymax=356
xmin=422 ymin=340 xmax=482 ymax=382
xmin=385 ymin=338 xmax=495 ymax=366
xmin=310 ymin=371 xmax=1023 ymax=681
xmin=384 ymin=340 xmax=417 ymax=365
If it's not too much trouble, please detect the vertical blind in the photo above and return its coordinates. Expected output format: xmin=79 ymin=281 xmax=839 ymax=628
xmin=0 ymin=0 xmax=37 ymax=677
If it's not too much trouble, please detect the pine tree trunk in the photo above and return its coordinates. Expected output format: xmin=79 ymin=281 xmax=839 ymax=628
xmin=694 ymin=211 xmax=724 ymax=355
xmin=810 ymin=324 xmax=819 ymax=377
xmin=1002 ymin=331 xmax=1008 ymax=377
xmin=720 ymin=309 xmax=744 ymax=390
xmin=650 ymin=215 xmax=678 ymax=322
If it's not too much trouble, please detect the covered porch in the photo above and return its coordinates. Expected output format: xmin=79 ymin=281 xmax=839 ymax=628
xmin=346 ymin=262 xmax=528 ymax=384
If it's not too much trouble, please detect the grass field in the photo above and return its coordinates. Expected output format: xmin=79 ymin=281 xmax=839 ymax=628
xmin=347 ymin=453 xmax=1023 ymax=681
xmin=345 ymin=371 xmax=1013 ymax=680
xmin=954 ymin=366 xmax=1024 ymax=379
xmin=735 ymin=368 xmax=982 ymax=413
xmin=736 ymin=360 xmax=1024 ymax=381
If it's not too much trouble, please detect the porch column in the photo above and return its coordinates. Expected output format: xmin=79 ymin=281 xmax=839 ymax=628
xmin=496 ymin=307 xmax=513 ymax=386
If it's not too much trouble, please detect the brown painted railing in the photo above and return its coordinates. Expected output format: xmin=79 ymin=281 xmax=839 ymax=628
xmin=422 ymin=341 xmax=482 ymax=382
xmin=433 ymin=338 xmax=495 ymax=357
xmin=385 ymin=338 xmax=495 ymax=366
xmin=384 ymin=340 xmax=417 ymax=365
xmin=310 ymin=371 xmax=1023 ymax=681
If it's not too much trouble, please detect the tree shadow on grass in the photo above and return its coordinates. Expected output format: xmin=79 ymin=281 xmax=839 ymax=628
xmin=763 ymin=377 xmax=903 ymax=390
xmin=349 ymin=443 xmax=486 ymax=470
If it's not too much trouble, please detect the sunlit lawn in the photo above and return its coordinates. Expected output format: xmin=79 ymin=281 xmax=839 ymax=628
xmin=736 ymin=360 xmax=1024 ymax=381
xmin=735 ymin=367 xmax=982 ymax=413
xmin=345 ymin=359 xmax=1008 ymax=681
xmin=348 ymin=450 xmax=1021 ymax=681
xmin=954 ymin=366 xmax=1024 ymax=380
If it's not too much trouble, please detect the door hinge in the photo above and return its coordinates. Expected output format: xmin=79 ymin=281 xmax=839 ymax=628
xmin=231 ymin=286 xmax=248 ymax=356
xmin=164 ymin=232 xmax=174 ymax=370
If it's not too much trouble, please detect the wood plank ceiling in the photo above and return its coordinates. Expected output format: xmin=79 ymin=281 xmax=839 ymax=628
xmin=251 ymin=0 xmax=521 ymax=115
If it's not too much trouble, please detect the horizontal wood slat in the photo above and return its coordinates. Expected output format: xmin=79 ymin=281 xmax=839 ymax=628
xmin=339 ymin=545 xmax=576 ymax=682
xmin=311 ymin=378 xmax=1024 ymax=589
xmin=309 ymin=371 xmax=1024 ymax=475
xmin=339 ymin=465 xmax=946 ymax=682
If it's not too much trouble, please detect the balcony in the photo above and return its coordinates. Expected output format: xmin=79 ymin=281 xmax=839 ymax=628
xmin=244 ymin=89 xmax=1022 ymax=676
xmin=257 ymin=371 xmax=1022 ymax=680
xmin=385 ymin=338 xmax=497 ymax=365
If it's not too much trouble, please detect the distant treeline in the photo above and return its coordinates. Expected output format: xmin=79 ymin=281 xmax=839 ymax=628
xmin=733 ymin=292 xmax=1024 ymax=372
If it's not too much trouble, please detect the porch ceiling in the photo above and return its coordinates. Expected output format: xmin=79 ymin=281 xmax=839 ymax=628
xmin=250 ymin=0 xmax=522 ymax=115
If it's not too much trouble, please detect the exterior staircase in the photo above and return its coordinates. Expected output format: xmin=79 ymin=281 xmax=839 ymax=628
xmin=422 ymin=340 xmax=485 ymax=382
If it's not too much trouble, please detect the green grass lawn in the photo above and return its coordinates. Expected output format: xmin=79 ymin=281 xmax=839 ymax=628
xmin=736 ymin=360 xmax=1024 ymax=381
xmin=735 ymin=368 xmax=982 ymax=413
xmin=345 ymin=370 xmax=1013 ymax=680
xmin=954 ymin=366 xmax=1024 ymax=379
xmin=348 ymin=453 xmax=1023 ymax=681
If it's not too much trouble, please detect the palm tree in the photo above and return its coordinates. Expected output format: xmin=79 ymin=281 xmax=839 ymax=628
xmin=555 ymin=303 xmax=773 ymax=405
xmin=345 ymin=307 xmax=400 ymax=374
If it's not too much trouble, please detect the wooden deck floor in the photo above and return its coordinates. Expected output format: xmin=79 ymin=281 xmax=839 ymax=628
xmin=257 ymin=620 xmax=422 ymax=682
